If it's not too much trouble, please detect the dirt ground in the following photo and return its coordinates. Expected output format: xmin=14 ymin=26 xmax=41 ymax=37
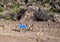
xmin=0 ymin=19 xmax=60 ymax=42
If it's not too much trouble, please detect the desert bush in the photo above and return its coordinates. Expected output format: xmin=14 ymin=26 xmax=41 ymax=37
xmin=50 ymin=0 xmax=60 ymax=13
xmin=5 ymin=13 xmax=17 ymax=20
xmin=32 ymin=0 xmax=36 ymax=2
xmin=0 ymin=14 xmax=3 ymax=16
xmin=50 ymin=8 xmax=60 ymax=13
xmin=42 ymin=0 xmax=50 ymax=3
xmin=0 ymin=14 xmax=5 ymax=19
xmin=9 ymin=2 xmax=19 ymax=9
xmin=0 ymin=7 xmax=4 ymax=12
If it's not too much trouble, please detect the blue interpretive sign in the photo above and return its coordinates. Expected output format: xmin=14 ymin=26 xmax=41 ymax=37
xmin=18 ymin=24 xmax=27 ymax=29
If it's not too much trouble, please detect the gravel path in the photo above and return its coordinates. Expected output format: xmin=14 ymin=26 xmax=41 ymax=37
xmin=0 ymin=19 xmax=60 ymax=42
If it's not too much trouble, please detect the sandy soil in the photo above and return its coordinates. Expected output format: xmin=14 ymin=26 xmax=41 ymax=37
xmin=0 ymin=19 xmax=60 ymax=42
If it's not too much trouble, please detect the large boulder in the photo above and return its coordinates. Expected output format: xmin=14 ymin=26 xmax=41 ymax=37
xmin=17 ymin=5 xmax=39 ymax=21
xmin=17 ymin=7 xmax=55 ymax=22
xmin=33 ymin=9 xmax=54 ymax=21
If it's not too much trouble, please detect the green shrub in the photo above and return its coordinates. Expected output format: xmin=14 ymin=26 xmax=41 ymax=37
xmin=32 ymin=0 xmax=36 ymax=2
xmin=50 ymin=8 xmax=60 ymax=13
xmin=0 ymin=14 xmax=5 ymax=19
xmin=9 ymin=2 xmax=19 ymax=9
xmin=42 ymin=0 xmax=50 ymax=3
xmin=0 ymin=7 xmax=4 ymax=12
xmin=6 ymin=16 xmax=11 ymax=20
xmin=0 ymin=14 xmax=4 ymax=16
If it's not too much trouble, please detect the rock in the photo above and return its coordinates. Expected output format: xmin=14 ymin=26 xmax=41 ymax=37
xmin=54 ymin=14 xmax=60 ymax=22
xmin=33 ymin=9 xmax=54 ymax=21
xmin=7 ymin=2 xmax=12 ymax=7
xmin=17 ymin=6 xmax=55 ymax=22
xmin=19 ymin=2 xmax=25 ymax=5
xmin=28 ymin=5 xmax=39 ymax=11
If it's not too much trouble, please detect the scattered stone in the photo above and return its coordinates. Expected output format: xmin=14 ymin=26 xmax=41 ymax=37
xmin=54 ymin=14 xmax=60 ymax=22
xmin=28 ymin=5 xmax=39 ymax=11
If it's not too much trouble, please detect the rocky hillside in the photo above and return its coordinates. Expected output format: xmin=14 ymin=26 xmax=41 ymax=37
xmin=0 ymin=0 xmax=60 ymax=22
